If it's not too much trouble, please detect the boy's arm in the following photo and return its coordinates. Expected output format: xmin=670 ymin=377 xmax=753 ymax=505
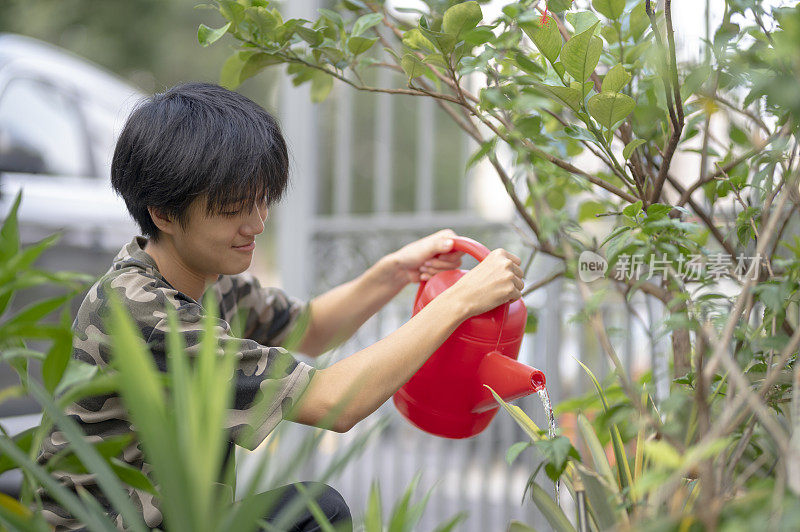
xmin=287 ymin=248 xmax=524 ymax=432
xmin=296 ymin=230 xmax=463 ymax=357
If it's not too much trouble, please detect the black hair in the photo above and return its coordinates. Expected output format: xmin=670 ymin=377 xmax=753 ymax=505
xmin=111 ymin=82 xmax=289 ymax=241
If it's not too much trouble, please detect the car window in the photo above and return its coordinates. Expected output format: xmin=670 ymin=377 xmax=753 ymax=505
xmin=0 ymin=78 xmax=91 ymax=177
xmin=81 ymin=97 xmax=126 ymax=179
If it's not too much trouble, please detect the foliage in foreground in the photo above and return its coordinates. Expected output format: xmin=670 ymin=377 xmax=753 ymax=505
xmin=0 ymin=194 xmax=466 ymax=531
xmin=201 ymin=0 xmax=800 ymax=529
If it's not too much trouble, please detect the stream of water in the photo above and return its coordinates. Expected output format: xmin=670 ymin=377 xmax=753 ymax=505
xmin=537 ymin=387 xmax=560 ymax=506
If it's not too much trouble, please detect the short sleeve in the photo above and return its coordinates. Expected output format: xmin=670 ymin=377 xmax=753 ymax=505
xmin=211 ymin=273 xmax=308 ymax=347
xmin=145 ymin=288 xmax=315 ymax=451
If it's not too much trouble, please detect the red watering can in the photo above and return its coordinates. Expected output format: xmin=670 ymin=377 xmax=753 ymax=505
xmin=393 ymin=236 xmax=546 ymax=439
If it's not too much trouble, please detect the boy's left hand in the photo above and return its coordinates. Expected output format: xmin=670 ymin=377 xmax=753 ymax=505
xmin=384 ymin=229 xmax=464 ymax=284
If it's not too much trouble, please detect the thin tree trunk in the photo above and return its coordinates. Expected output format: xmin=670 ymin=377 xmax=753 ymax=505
xmin=670 ymin=298 xmax=691 ymax=378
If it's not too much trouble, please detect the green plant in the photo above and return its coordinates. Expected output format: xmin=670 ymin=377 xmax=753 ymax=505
xmin=199 ymin=0 xmax=800 ymax=528
xmin=362 ymin=474 xmax=467 ymax=532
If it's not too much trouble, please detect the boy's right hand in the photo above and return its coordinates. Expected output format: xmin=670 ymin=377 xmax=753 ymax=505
xmin=443 ymin=248 xmax=524 ymax=319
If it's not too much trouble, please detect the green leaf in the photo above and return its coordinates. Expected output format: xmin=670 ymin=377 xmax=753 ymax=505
xmin=48 ymin=434 xmax=134 ymax=472
xmin=506 ymin=441 xmax=532 ymax=464
xmin=561 ymin=22 xmax=602 ymax=82
xmin=317 ymin=45 xmax=345 ymax=65
xmin=587 ymin=92 xmax=635 ymax=129
xmin=548 ymin=0 xmax=573 ymax=12
xmin=218 ymin=0 xmax=245 ymax=26
xmin=442 ymin=1 xmax=483 ymax=41
xmin=0 ymin=436 xmax=118 ymax=531
xmin=578 ymin=469 xmax=618 ymax=529
xmin=535 ymin=436 xmax=579 ymax=481
xmin=574 ymin=359 xmax=634 ymax=493
xmin=553 ymin=61 xmax=566 ymax=79
xmin=0 ymin=491 xmax=36 ymax=527
xmin=219 ymin=51 xmax=281 ymax=89
xmin=402 ymin=28 xmax=436 ymax=51
xmin=0 ymin=190 xmax=21 ymax=263
xmin=364 ymin=480 xmax=382 ymax=532
xmin=646 ymin=203 xmax=672 ymax=219
xmin=0 ymin=427 xmax=34 ymax=475
xmin=592 ymin=0 xmax=626 ymax=19
xmin=485 ymin=385 xmax=542 ymax=441
xmin=601 ymin=24 xmax=620 ymax=43
xmin=623 ymin=139 xmax=646 ymax=160
xmin=220 ymin=52 xmax=248 ymax=89
xmin=423 ymin=53 xmax=447 ymax=68
xmin=577 ymin=413 xmax=616 ymax=489
xmin=387 ymin=473 xmax=419 ymax=531
xmin=401 ymin=53 xmax=430 ymax=79
xmin=432 ymin=512 xmax=468 ymax=532
xmin=643 ymin=440 xmax=682 ymax=470
xmin=600 ymin=226 xmax=631 ymax=248
xmin=273 ymin=18 xmax=300 ymax=45
xmin=310 ymin=71 xmax=334 ymax=103
xmin=29 ymin=380 xmax=148 ymax=531
xmin=244 ymin=7 xmax=279 ymax=38
xmin=571 ymin=80 xmax=594 ymax=100
xmin=539 ymin=84 xmax=582 ymax=111
xmin=41 ymin=309 xmax=73 ymax=393
xmin=462 ymin=26 xmax=493 ymax=46
xmin=0 ymin=233 xmax=60 ymax=287
xmin=529 ymin=483 xmax=576 ymax=532
xmin=521 ymin=20 xmax=562 ymax=64
xmin=2 ymin=292 xmax=73 ymax=330
xmin=466 ymin=138 xmax=496 ymax=169
xmin=110 ymin=458 xmax=158 ymax=495
xmin=348 ymin=35 xmax=378 ymax=55
xmin=197 ymin=22 xmax=231 ymax=47
xmin=515 ymin=52 xmax=545 ymax=75
xmin=352 ymin=12 xmax=383 ymax=36
xmin=565 ymin=11 xmax=600 ymax=34
xmin=55 ymin=359 xmax=98 ymax=396
xmin=601 ymin=64 xmax=630 ymax=93
xmin=525 ymin=307 xmax=539 ymax=334
xmin=507 ymin=521 xmax=538 ymax=532
xmin=0 ymin=384 xmax=24 ymax=407
xmin=546 ymin=188 xmax=566 ymax=210
xmin=318 ymin=8 xmax=344 ymax=29
xmin=296 ymin=25 xmax=323 ymax=46
xmin=628 ymin=2 xmax=649 ymax=40
xmin=419 ymin=26 xmax=456 ymax=55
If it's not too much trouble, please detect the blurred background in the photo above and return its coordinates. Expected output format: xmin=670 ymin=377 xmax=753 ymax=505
xmin=0 ymin=1 xmax=691 ymax=530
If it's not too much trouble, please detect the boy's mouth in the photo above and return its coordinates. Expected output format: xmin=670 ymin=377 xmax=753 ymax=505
xmin=233 ymin=242 xmax=255 ymax=251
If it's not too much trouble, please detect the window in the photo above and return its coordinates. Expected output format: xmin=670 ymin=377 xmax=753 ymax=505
xmin=0 ymin=78 xmax=91 ymax=177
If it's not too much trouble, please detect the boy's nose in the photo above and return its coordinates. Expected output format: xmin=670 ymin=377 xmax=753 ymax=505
xmin=242 ymin=203 xmax=266 ymax=236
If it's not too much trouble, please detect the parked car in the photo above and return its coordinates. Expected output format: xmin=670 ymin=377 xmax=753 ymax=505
xmin=0 ymin=32 xmax=141 ymax=249
xmin=0 ymin=33 xmax=142 ymax=496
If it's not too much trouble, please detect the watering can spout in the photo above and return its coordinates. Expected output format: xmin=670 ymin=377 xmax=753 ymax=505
xmin=472 ymin=350 xmax=547 ymax=414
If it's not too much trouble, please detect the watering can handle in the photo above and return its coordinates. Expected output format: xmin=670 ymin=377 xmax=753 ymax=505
xmin=415 ymin=236 xmax=510 ymax=344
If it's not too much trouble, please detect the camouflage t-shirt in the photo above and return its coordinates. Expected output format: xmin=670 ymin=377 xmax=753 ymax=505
xmin=38 ymin=236 xmax=316 ymax=530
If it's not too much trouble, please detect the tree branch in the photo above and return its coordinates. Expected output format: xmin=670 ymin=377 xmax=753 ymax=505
xmin=521 ymin=269 xmax=565 ymax=297
xmin=648 ymin=0 xmax=685 ymax=204
xmin=703 ymin=184 xmax=792 ymax=379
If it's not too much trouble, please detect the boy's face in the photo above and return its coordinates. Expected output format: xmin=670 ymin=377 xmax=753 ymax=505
xmin=168 ymin=195 xmax=268 ymax=278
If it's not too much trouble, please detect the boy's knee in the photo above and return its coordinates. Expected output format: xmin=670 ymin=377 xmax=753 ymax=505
xmin=306 ymin=482 xmax=351 ymax=529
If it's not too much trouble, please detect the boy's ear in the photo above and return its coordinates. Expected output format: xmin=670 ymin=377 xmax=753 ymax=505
xmin=147 ymin=206 xmax=176 ymax=235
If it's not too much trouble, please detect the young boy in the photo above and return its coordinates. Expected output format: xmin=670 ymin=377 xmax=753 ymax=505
xmin=38 ymin=82 xmax=524 ymax=531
